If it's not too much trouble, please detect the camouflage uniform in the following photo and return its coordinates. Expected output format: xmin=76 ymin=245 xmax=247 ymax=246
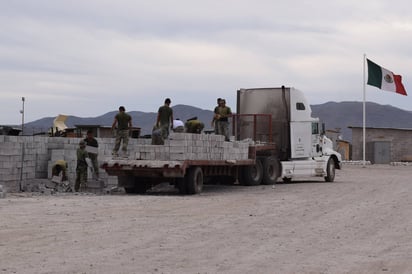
xmin=212 ymin=98 xmax=222 ymax=133
xmin=157 ymin=99 xmax=173 ymax=140
xmin=216 ymin=100 xmax=232 ymax=141
xmin=185 ymin=119 xmax=204 ymax=134
xmin=52 ymin=159 xmax=68 ymax=181
xmin=75 ymin=141 xmax=89 ymax=192
xmin=112 ymin=107 xmax=132 ymax=156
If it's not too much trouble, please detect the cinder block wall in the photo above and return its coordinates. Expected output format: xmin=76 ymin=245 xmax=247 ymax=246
xmin=0 ymin=136 xmax=146 ymax=192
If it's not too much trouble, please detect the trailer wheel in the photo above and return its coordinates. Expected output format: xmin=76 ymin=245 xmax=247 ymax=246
xmin=240 ymin=160 xmax=263 ymax=186
xmin=261 ymin=157 xmax=280 ymax=185
xmin=186 ymin=167 xmax=204 ymax=194
xmin=324 ymin=157 xmax=336 ymax=182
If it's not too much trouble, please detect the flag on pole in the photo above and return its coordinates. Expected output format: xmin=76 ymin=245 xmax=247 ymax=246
xmin=367 ymin=59 xmax=407 ymax=96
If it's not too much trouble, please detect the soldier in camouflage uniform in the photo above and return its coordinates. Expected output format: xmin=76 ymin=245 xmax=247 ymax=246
xmin=185 ymin=117 xmax=204 ymax=134
xmin=111 ymin=106 xmax=132 ymax=157
xmin=75 ymin=141 xmax=89 ymax=192
xmin=215 ymin=99 xmax=232 ymax=141
xmin=51 ymin=159 xmax=68 ymax=181
xmin=156 ymin=98 xmax=173 ymax=140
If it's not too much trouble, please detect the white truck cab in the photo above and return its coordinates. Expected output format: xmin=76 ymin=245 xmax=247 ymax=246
xmin=236 ymin=86 xmax=342 ymax=182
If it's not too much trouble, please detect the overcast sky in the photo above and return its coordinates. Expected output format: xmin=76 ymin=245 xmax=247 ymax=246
xmin=1 ymin=0 xmax=411 ymax=125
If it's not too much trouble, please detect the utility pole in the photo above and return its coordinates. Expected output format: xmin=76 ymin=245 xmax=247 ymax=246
xmin=19 ymin=97 xmax=25 ymax=191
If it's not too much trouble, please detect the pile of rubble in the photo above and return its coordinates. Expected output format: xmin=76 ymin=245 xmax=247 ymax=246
xmin=17 ymin=178 xmax=114 ymax=195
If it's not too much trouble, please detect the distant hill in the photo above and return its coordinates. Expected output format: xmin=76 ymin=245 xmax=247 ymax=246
xmin=311 ymin=101 xmax=412 ymax=141
xmin=18 ymin=102 xmax=412 ymax=142
xmin=21 ymin=105 xmax=216 ymax=137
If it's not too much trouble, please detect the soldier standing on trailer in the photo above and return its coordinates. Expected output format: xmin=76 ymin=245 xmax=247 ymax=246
xmin=111 ymin=106 xmax=132 ymax=157
xmin=156 ymin=98 xmax=173 ymax=140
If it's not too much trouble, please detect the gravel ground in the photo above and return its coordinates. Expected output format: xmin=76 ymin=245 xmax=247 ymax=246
xmin=1 ymin=164 xmax=412 ymax=274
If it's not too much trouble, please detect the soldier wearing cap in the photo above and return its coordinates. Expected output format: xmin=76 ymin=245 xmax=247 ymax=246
xmin=215 ymin=99 xmax=232 ymax=141
xmin=112 ymin=106 xmax=132 ymax=157
xmin=75 ymin=140 xmax=89 ymax=192
xmin=156 ymin=98 xmax=173 ymax=140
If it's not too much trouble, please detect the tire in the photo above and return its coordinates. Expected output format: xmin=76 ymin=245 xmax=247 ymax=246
xmin=324 ymin=157 xmax=336 ymax=182
xmin=261 ymin=157 xmax=280 ymax=185
xmin=240 ymin=160 xmax=263 ymax=186
xmin=185 ymin=167 xmax=204 ymax=194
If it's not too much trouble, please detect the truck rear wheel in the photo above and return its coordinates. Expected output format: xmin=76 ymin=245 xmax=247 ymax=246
xmin=185 ymin=167 xmax=204 ymax=194
xmin=240 ymin=160 xmax=263 ymax=186
xmin=261 ymin=156 xmax=280 ymax=185
xmin=324 ymin=157 xmax=336 ymax=182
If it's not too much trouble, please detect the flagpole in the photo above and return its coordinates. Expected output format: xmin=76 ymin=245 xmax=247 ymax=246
xmin=363 ymin=54 xmax=366 ymax=167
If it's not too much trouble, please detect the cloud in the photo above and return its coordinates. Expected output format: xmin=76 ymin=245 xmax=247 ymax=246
xmin=0 ymin=0 xmax=411 ymax=125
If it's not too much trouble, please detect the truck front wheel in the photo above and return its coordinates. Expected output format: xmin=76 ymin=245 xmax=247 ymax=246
xmin=324 ymin=158 xmax=336 ymax=182
xmin=185 ymin=167 xmax=204 ymax=194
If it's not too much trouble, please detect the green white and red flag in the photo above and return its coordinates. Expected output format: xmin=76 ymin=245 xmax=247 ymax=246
xmin=367 ymin=59 xmax=407 ymax=96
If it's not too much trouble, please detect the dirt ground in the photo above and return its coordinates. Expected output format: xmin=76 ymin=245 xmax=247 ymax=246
xmin=1 ymin=164 xmax=412 ymax=274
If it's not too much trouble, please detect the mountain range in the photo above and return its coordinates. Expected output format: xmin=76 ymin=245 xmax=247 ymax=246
xmin=18 ymin=101 xmax=412 ymax=142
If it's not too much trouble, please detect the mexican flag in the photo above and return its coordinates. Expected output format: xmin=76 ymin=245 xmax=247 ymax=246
xmin=367 ymin=59 xmax=407 ymax=96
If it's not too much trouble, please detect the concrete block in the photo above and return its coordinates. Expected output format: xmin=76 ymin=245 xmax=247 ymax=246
xmin=170 ymin=153 xmax=185 ymax=160
xmin=169 ymin=140 xmax=187 ymax=147
xmin=168 ymin=133 xmax=186 ymax=140
xmin=5 ymin=136 xmax=19 ymax=142
xmin=170 ymin=146 xmax=185 ymax=153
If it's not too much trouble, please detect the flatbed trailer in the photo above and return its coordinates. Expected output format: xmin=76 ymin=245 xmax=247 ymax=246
xmin=102 ymin=142 xmax=278 ymax=194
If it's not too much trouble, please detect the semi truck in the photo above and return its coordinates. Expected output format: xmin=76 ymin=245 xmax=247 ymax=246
xmin=102 ymin=86 xmax=342 ymax=194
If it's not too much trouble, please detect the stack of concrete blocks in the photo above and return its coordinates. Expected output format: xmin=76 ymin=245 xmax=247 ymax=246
xmin=0 ymin=135 xmax=123 ymax=192
xmin=0 ymin=135 xmax=50 ymax=192
xmin=132 ymin=133 xmax=249 ymax=161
